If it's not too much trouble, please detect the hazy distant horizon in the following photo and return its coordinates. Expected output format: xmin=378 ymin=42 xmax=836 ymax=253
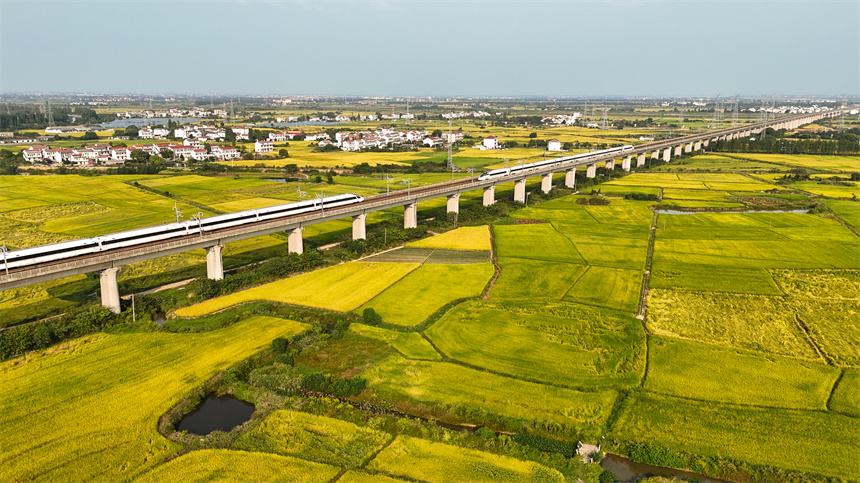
xmin=2 ymin=1 xmax=857 ymax=98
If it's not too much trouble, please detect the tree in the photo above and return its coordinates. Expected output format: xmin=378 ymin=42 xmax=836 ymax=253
xmin=326 ymin=170 xmax=335 ymax=184
xmin=81 ymin=131 xmax=98 ymax=140
xmin=124 ymin=125 xmax=139 ymax=138
xmin=278 ymin=148 xmax=290 ymax=158
xmin=149 ymin=155 xmax=165 ymax=167
xmin=129 ymin=150 xmax=150 ymax=164
xmin=528 ymin=132 xmax=537 ymax=138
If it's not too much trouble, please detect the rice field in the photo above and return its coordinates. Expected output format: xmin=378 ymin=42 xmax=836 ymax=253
xmin=357 ymin=263 xmax=494 ymax=327
xmin=645 ymin=336 xmax=840 ymax=409
xmin=649 ymin=265 xmax=783 ymax=295
xmin=425 ymin=300 xmax=645 ymax=389
xmin=406 ymin=225 xmax=491 ymax=251
xmin=647 ymin=153 xmax=786 ymax=172
xmin=771 ymin=269 xmax=859 ymax=301
xmin=563 ymin=266 xmax=642 ymax=313
xmin=176 ymin=262 xmax=419 ymax=317
xmin=821 ymin=198 xmax=860 ymax=230
xmin=491 ymin=258 xmax=589 ymax=300
xmin=350 ymin=324 xmax=441 ymax=360
xmin=788 ymin=299 xmax=860 ymax=367
xmin=610 ymin=392 xmax=860 ymax=482
xmin=829 ymin=370 xmax=860 ymax=416
xmin=606 ymin=172 xmax=775 ymax=191
xmin=132 ymin=449 xmax=339 ymax=483
xmin=0 ymin=316 xmax=309 ymax=483
xmin=493 ymin=224 xmax=585 ymax=264
xmin=366 ymin=436 xmax=565 ymax=483
xmin=646 ymin=289 xmax=821 ymax=361
xmin=234 ymin=410 xmax=390 ymax=468
xmin=337 ymin=470 xmax=411 ymax=483
xmin=727 ymin=153 xmax=860 ymax=172
xmin=0 ymin=175 xmax=208 ymax=248
xmin=653 ymin=212 xmax=859 ymax=269
xmin=362 ymin=356 xmax=618 ymax=433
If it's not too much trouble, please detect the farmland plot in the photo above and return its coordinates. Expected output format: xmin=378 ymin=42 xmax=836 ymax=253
xmin=0 ymin=316 xmax=308 ymax=483
xmin=425 ymin=300 xmax=645 ymax=388
xmin=350 ymin=324 xmax=441 ymax=360
xmin=357 ymin=263 xmax=493 ymax=327
xmin=234 ymin=410 xmax=389 ymax=468
xmin=493 ymin=224 xmax=585 ymax=264
xmin=406 ymin=225 xmax=491 ymax=251
xmin=610 ymin=392 xmax=860 ymax=482
xmin=367 ymin=436 xmax=564 ymax=483
xmin=133 ymin=449 xmax=339 ymax=483
xmin=829 ymin=370 xmax=860 ymax=416
xmin=491 ymin=258 xmax=588 ymax=300
xmin=564 ymin=266 xmax=642 ymax=313
xmin=645 ymin=336 xmax=839 ymax=409
xmin=176 ymin=262 xmax=418 ymax=317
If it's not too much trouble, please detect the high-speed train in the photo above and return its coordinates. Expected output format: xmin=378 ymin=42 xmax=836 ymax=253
xmin=3 ymin=193 xmax=364 ymax=271
xmin=477 ymin=145 xmax=634 ymax=181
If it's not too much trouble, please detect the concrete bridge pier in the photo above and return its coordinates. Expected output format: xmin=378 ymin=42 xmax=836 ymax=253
xmin=586 ymin=163 xmax=597 ymax=178
xmin=637 ymin=153 xmax=646 ymax=167
xmin=205 ymin=244 xmax=224 ymax=280
xmin=482 ymin=185 xmax=496 ymax=206
xmin=100 ymin=267 xmax=121 ymax=314
xmin=622 ymin=155 xmax=632 ymax=171
xmin=694 ymin=141 xmax=701 ymax=151
xmin=514 ymin=179 xmax=527 ymax=203
xmin=703 ymin=139 xmax=709 ymax=148
xmin=352 ymin=213 xmax=366 ymax=240
xmin=685 ymin=142 xmax=693 ymax=154
xmin=674 ymin=145 xmax=682 ymax=157
xmin=650 ymin=150 xmax=659 ymax=162
xmin=540 ymin=173 xmax=553 ymax=194
xmin=446 ymin=193 xmax=460 ymax=213
xmin=662 ymin=149 xmax=671 ymax=162
xmin=404 ymin=202 xmax=418 ymax=229
xmin=564 ymin=168 xmax=576 ymax=189
xmin=605 ymin=158 xmax=615 ymax=170
xmin=288 ymin=227 xmax=304 ymax=254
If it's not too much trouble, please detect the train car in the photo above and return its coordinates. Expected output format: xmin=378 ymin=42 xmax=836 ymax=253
xmin=477 ymin=145 xmax=633 ymax=181
xmin=3 ymin=194 xmax=365 ymax=271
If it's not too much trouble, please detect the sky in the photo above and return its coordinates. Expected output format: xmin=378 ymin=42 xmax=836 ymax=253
xmin=1 ymin=0 xmax=857 ymax=97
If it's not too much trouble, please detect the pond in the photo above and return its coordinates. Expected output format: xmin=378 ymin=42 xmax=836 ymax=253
xmin=175 ymin=395 xmax=255 ymax=435
xmin=153 ymin=312 xmax=166 ymax=327
xmin=600 ymin=453 xmax=726 ymax=483
xmin=252 ymin=120 xmax=340 ymax=127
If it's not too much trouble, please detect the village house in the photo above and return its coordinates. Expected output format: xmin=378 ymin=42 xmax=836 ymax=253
xmin=211 ymin=144 xmax=240 ymax=160
xmin=482 ymin=135 xmax=499 ymax=150
xmin=231 ymin=126 xmax=250 ymax=140
xmin=268 ymin=131 xmax=288 ymax=142
xmin=255 ymin=139 xmax=274 ymax=153
xmin=547 ymin=139 xmax=563 ymax=151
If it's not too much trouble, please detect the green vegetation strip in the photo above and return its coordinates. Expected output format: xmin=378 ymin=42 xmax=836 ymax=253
xmin=350 ymin=324 xmax=441 ymax=360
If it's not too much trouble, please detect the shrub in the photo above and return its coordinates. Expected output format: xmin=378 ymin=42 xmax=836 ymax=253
xmin=271 ymin=337 xmax=289 ymax=354
xmin=628 ymin=443 xmax=687 ymax=469
xmin=362 ymin=307 xmax=382 ymax=326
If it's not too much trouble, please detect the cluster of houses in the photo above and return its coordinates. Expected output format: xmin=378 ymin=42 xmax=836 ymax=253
xmin=542 ymin=114 xmax=582 ymax=125
xmin=317 ymin=128 xmax=429 ymax=152
xmin=442 ymin=111 xmax=494 ymax=119
xmin=116 ymin=108 xmax=221 ymax=119
xmin=22 ymin=140 xmax=241 ymax=166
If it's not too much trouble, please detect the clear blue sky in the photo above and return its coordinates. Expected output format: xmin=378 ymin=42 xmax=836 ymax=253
xmin=2 ymin=0 xmax=857 ymax=97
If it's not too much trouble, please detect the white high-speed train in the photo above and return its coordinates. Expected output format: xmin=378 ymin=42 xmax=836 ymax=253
xmin=3 ymin=193 xmax=364 ymax=271
xmin=477 ymin=145 xmax=634 ymax=181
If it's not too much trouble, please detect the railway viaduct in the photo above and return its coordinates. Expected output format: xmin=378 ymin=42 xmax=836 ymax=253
xmin=0 ymin=109 xmax=850 ymax=313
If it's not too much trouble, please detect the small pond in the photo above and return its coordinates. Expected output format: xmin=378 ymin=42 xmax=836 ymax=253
xmin=153 ymin=312 xmax=166 ymax=326
xmin=175 ymin=395 xmax=255 ymax=435
xmin=600 ymin=453 xmax=726 ymax=483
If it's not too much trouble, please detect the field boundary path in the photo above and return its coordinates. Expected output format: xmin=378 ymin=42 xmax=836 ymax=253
xmin=125 ymin=180 xmax=225 ymax=215
xmin=482 ymin=225 xmax=501 ymax=300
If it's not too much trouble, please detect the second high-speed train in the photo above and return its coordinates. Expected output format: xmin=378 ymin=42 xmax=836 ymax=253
xmin=478 ymin=145 xmax=634 ymax=181
xmin=3 ymin=193 xmax=364 ymax=271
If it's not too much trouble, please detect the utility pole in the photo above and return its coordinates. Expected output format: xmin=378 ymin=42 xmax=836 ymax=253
xmin=731 ymin=94 xmax=739 ymax=128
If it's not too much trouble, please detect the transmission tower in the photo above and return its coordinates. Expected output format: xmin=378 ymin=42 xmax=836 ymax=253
xmin=600 ymin=108 xmax=609 ymax=130
xmin=230 ymin=100 xmax=235 ymax=119
xmin=713 ymin=94 xmax=723 ymax=129
xmin=446 ymin=118 xmax=454 ymax=171
xmin=46 ymin=98 xmax=54 ymax=127
xmin=731 ymin=94 xmax=739 ymax=128
xmin=759 ymin=96 xmax=768 ymax=139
